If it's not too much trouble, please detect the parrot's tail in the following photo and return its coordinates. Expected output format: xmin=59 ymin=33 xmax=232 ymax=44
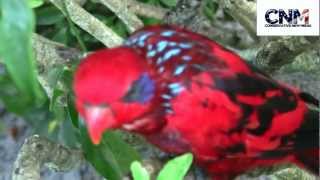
xmin=295 ymin=148 xmax=319 ymax=175
xmin=294 ymin=108 xmax=319 ymax=175
xmin=299 ymin=92 xmax=319 ymax=107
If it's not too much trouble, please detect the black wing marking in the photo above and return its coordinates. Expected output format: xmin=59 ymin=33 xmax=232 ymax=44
xmin=299 ymin=92 xmax=319 ymax=106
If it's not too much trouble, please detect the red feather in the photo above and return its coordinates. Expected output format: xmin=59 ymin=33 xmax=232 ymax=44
xmin=73 ymin=25 xmax=319 ymax=179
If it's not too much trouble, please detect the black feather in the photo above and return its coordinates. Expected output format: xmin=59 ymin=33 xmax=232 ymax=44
xmin=299 ymin=92 xmax=319 ymax=107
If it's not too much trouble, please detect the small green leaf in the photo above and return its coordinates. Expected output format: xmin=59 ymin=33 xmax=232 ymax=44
xmin=47 ymin=66 xmax=65 ymax=88
xmin=0 ymin=73 xmax=28 ymax=113
xmin=130 ymin=161 xmax=150 ymax=180
xmin=52 ymin=27 xmax=68 ymax=44
xmin=160 ymin=0 xmax=178 ymax=7
xmin=61 ymin=2 xmax=87 ymax=51
xmin=157 ymin=153 xmax=193 ymax=180
xmin=203 ymin=0 xmax=219 ymax=20
xmin=140 ymin=16 xmax=162 ymax=25
xmin=66 ymin=94 xmax=79 ymax=128
xmin=114 ymin=21 xmax=129 ymax=38
xmin=0 ymin=0 xmax=45 ymax=106
xmin=57 ymin=107 xmax=80 ymax=147
xmin=35 ymin=6 xmax=64 ymax=25
xmin=49 ymin=89 xmax=64 ymax=111
xmin=28 ymin=0 xmax=44 ymax=8
xmin=79 ymin=122 xmax=123 ymax=180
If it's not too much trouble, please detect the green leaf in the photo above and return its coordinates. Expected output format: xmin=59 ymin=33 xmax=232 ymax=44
xmin=79 ymin=120 xmax=140 ymax=180
xmin=0 ymin=0 xmax=45 ymax=106
xmin=61 ymin=2 xmax=87 ymax=51
xmin=130 ymin=161 xmax=150 ymax=180
xmin=203 ymin=0 xmax=219 ymax=20
xmin=79 ymin=123 xmax=123 ymax=180
xmin=49 ymin=89 xmax=64 ymax=111
xmin=140 ymin=16 xmax=162 ymax=25
xmin=28 ymin=0 xmax=44 ymax=8
xmin=0 ymin=73 xmax=27 ymax=113
xmin=113 ymin=21 xmax=129 ymax=38
xmin=66 ymin=94 xmax=79 ymax=128
xmin=157 ymin=153 xmax=193 ymax=180
xmin=52 ymin=27 xmax=68 ymax=44
xmin=35 ymin=6 xmax=64 ymax=25
xmin=160 ymin=0 xmax=178 ymax=7
xmin=57 ymin=107 xmax=80 ymax=147
xmin=21 ymin=100 xmax=52 ymax=133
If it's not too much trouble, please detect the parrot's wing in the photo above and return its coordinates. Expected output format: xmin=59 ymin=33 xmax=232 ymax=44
xmin=246 ymin=62 xmax=319 ymax=107
xmin=185 ymin=67 xmax=319 ymax=173
xmin=187 ymin=68 xmax=300 ymax=135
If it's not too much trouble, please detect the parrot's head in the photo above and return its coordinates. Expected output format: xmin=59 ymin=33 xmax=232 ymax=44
xmin=74 ymin=47 xmax=156 ymax=144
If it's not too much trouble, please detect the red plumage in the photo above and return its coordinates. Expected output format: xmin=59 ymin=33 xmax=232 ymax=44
xmin=73 ymin=25 xmax=319 ymax=179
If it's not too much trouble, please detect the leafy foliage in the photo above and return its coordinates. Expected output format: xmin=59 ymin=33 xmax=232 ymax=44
xmin=28 ymin=0 xmax=44 ymax=8
xmin=160 ymin=0 xmax=178 ymax=7
xmin=203 ymin=0 xmax=219 ymax=20
xmin=130 ymin=153 xmax=193 ymax=180
xmin=157 ymin=153 xmax=193 ymax=180
xmin=131 ymin=161 xmax=150 ymax=180
xmin=0 ymin=0 xmax=46 ymax=111
xmin=79 ymin=121 xmax=141 ymax=180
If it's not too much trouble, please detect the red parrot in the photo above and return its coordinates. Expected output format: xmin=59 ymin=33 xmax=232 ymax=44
xmin=73 ymin=25 xmax=319 ymax=179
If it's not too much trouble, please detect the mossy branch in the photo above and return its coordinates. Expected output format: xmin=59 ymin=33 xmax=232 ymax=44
xmin=218 ymin=0 xmax=257 ymax=40
xmin=12 ymin=135 xmax=83 ymax=180
xmin=255 ymin=37 xmax=320 ymax=73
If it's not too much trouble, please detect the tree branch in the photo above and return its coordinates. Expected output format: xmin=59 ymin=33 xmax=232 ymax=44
xmin=12 ymin=135 xmax=83 ymax=180
xmin=126 ymin=0 xmax=168 ymax=19
xmin=32 ymin=34 xmax=81 ymax=100
xmin=218 ymin=0 xmax=257 ymax=41
xmin=254 ymin=37 xmax=320 ymax=73
xmin=163 ymin=0 xmax=214 ymax=39
xmin=49 ymin=0 xmax=123 ymax=47
xmin=98 ymin=0 xmax=144 ymax=33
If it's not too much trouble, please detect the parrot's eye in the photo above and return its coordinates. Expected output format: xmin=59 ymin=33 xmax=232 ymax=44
xmin=122 ymin=73 xmax=155 ymax=103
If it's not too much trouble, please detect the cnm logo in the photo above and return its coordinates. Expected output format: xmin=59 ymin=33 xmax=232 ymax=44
xmin=265 ymin=9 xmax=310 ymax=27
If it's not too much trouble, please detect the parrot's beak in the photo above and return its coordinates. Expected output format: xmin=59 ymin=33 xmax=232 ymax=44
xmin=83 ymin=105 xmax=115 ymax=145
